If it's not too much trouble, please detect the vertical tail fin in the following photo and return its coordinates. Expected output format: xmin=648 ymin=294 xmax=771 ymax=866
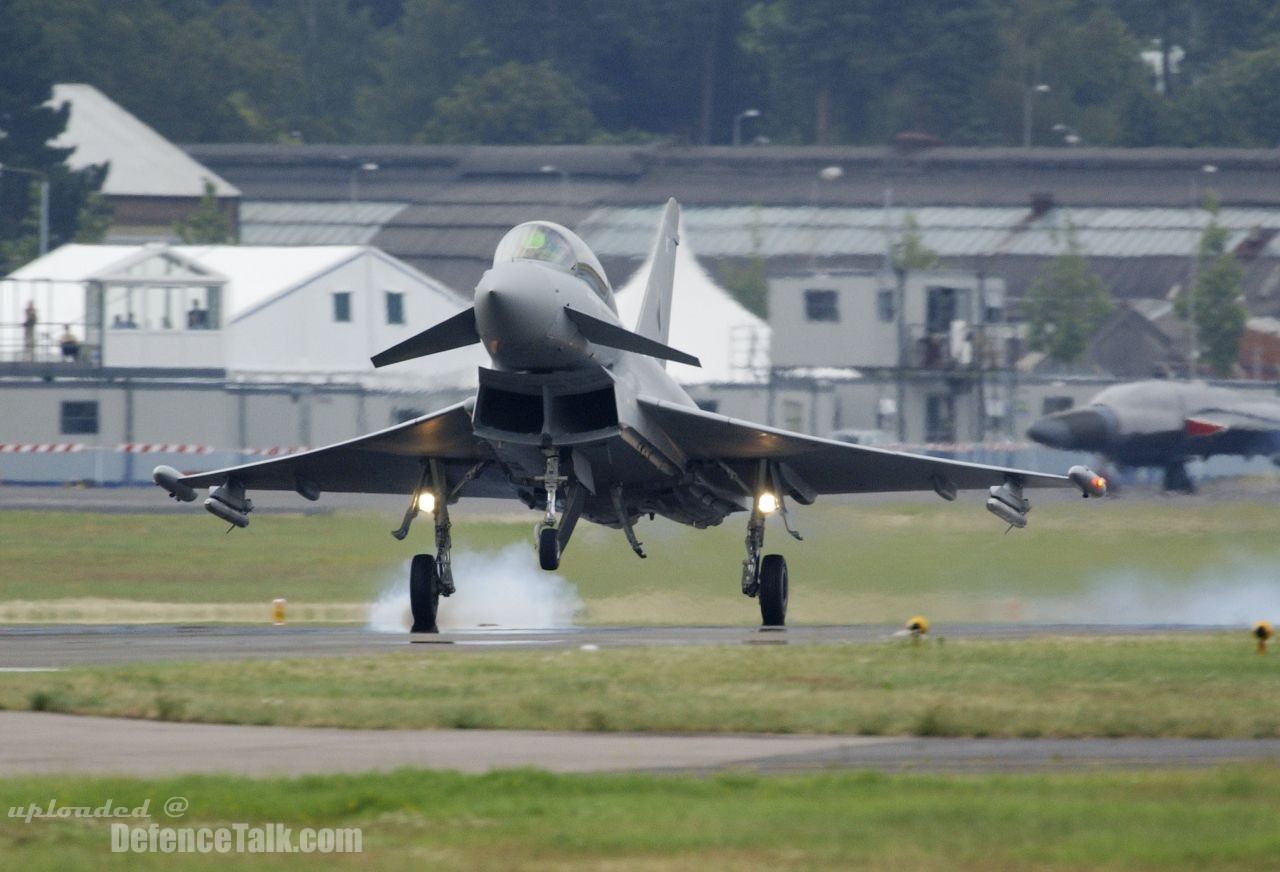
xmin=634 ymin=198 xmax=680 ymax=357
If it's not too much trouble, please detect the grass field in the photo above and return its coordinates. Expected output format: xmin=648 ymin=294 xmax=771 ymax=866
xmin=3 ymin=766 xmax=1279 ymax=870
xmin=5 ymin=635 xmax=1279 ymax=737
xmin=5 ymin=499 xmax=1280 ymax=624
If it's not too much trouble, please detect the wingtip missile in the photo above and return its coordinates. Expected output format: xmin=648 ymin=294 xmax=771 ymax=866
xmin=1067 ymin=465 xmax=1108 ymax=498
xmin=153 ymin=465 xmax=197 ymax=502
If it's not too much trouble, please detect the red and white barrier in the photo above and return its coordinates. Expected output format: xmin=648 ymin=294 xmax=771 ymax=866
xmin=240 ymin=446 xmax=311 ymax=456
xmin=0 ymin=443 xmax=86 ymax=453
xmin=117 ymin=443 xmax=215 ymax=454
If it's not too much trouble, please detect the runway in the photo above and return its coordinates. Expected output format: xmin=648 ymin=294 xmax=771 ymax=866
xmin=0 ymin=622 xmax=1223 ymax=668
xmin=3 ymin=712 xmax=1278 ymax=777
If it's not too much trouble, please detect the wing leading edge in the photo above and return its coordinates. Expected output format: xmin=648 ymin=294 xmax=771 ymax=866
xmin=168 ymin=400 xmax=510 ymax=498
xmin=639 ymin=397 xmax=1075 ymax=495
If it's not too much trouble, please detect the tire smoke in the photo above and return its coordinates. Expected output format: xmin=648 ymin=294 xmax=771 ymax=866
xmin=1026 ymin=560 xmax=1280 ymax=625
xmin=367 ymin=543 xmax=583 ymax=632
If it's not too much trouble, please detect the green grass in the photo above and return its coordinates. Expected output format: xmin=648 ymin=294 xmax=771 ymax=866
xmin=2 ymin=766 xmax=1279 ymax=870
xmin=5 ymin=636 xmax=1280 ymax=737
xmin=6 ymin=500 xmax=1280 ymax=623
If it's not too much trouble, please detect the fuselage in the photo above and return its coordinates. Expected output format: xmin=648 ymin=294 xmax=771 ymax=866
xmin=468 ymin=221 xmax=743 ymax=530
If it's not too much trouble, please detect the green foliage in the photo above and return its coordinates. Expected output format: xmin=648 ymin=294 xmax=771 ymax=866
xmin=892 ymin=213 xmax=940 ymax=272
xmin=9 ymin=0 xmax=1280 ymax=147
xmin=0 ymin=6 xmax=105 ymax=272
xmin=5 ymin=636 xmax=1280 ymax=740
xmin=172 ymin=179 xmax=236 ymax=245
xmin=1176 ymin=200 xmax=1246 ymax=376
xmin=1024 ymin=226 xmax=1114 ymax=364
xmin=420 ymin=62 xmax=597 ymax=144
xmin=73 ymin=190 xmax=110 ymax=243
xmin=718 ymin=256 xmax=769 ymax=319
xmin=7 ymin=766 xmax=1280 ymax=871
xmin=716 ymin=210 xmax=769 ymax=318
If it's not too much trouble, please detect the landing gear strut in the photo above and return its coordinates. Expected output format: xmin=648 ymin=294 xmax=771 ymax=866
xmin=741 ymin=461 xmax=789 ymax=627
xmin=1163 ymin=462 xmax=1195 ymax=494
xmin=403 ymin=459 xmax=456 ymax=634
xmin=534 ymin=449 xmax=588 ymax=572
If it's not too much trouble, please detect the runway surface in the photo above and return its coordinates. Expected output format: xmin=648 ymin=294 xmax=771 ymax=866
xmin=0 ymin=622 xmax=1223 ymax=668
xmin=3 ymin=712 xmax=1278 ymax=777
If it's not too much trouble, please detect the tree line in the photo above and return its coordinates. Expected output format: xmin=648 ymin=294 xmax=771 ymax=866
xmin=7 ymin=0 xmax=1280 ymax=149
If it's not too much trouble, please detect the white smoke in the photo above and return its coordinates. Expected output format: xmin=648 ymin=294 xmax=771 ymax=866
xmin=1026 ymin=560 xmax=1280 ymax=625
xmin=367 ymin=544 xmax=582 ymax=632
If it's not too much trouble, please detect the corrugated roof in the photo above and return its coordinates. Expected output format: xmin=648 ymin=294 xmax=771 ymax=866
xmin=239 ymin=201 xmax=407 ymax=245
xmin=577 ymin=205 xmax=1280 ymax=261
xmin=51 ymin=84 xmax=238 ymax=198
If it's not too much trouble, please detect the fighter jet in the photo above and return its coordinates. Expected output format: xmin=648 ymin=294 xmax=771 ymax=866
xmin=1027 ymin=379 xmax=1280 ymax=492
xmin=154 ymin=200 xmax=1105 ymax=631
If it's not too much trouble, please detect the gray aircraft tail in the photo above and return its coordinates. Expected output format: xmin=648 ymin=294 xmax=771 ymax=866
xmin=633 ymin=198 xmax=680 ymax=362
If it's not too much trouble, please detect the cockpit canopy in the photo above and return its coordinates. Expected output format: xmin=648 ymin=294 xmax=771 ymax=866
xmin=492 ymin=221 xmax=612 ymax=303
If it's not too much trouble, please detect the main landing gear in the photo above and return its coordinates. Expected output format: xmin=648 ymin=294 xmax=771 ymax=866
xmin=741 ymin=463 xmax=800 ymax=628
xmin=394 ymin=459 xmax=458 ymax=634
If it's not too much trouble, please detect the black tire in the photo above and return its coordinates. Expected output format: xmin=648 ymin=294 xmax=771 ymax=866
xmin=538 ymin=526 xmax=561 ymax=571
xmin=758 ymin=554 xmax=788 ymax=627
xmin=410 ymin=554 xmax=440 ymax=634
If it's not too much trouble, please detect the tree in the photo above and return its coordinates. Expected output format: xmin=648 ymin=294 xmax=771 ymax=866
xmin=892 ymin=213 xmax=940 ymax=272
xmin=173 ymin=180 xmax=236 ymax=244
xmin=420 ymin=62 xmax=597 ymax=144
xmin=0 ymin=4 xmax=105 ymax=272
xmin=1024 ymin=227 xmax=1113 ymax=365
xmin=1177 ymin=199 xmax=1246 ymax=376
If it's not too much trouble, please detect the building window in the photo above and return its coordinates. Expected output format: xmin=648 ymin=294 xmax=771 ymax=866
xmin=877 ymin=288 xmax=896 ymax=323
xmin=803 ymin=289 xmax=839 ymax=322
xmin=385 ymin=291 xmax=404 ymax=325
xmin=60 ymin=401 xmax=98 ymax=435
xmin=332 ymin=292 xmax=352 ymax=323
xmin=1042 ymin=396 xmax=1074 ymax=415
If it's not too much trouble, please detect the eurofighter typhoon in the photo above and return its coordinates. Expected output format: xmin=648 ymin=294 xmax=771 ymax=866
xmin=155 ymin=201 xmax=1105 ymax=631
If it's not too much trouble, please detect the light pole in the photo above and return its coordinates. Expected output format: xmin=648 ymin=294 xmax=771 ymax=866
xmin=1021 ymin=83 xmax=1050 ymax=148
xmin=1186 ymin=163 xmax=1218 ymax=374
xmin=0 ymin=163 xmax=50 ymax=255
xmin=349 ymin=161 xmax=379 ymax=228
xmin=540 ymin=164 xmax=569 ymax=208
xmin=732 ymin=108 xmax=761 ymax=146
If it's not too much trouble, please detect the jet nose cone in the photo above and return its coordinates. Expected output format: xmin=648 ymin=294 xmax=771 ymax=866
xmin=1027 ymin=417 xmax=1071 ymax=448
xmin=1027 ymin=407 xmax=1113 ymax=451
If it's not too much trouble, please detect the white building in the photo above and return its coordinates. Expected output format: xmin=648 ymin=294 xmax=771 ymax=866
xmin=2 ymin=244 xmax=481 ymax=388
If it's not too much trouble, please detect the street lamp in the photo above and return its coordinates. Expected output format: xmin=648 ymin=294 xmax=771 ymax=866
xmin=0 ymin=163 xmax=50 ymax=255
xmin=732 ymin=108 xmax=761 ymax=147
xmin=1021 ymin=83 xmax=1050 ymax=148
xmin=349 ymin=161 xmax=379 ymax=230
xmin=1185 ymin=163 xmax=1219 ymax=373
xmin=349 ymin=161 xmax=379 ymax=203
xmin=540 ymin=164 xmax=569 ymax=208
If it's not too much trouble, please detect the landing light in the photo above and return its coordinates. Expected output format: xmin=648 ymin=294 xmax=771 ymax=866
xmin=757 ymin=492 xmax=779 ymax=514
xmin=417 ymin=491 xmax=436 ymax=513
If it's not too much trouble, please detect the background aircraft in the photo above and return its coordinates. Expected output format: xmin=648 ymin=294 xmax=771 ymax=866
xmin=155 ymin=200 xmax=1104 ymax=632
xmin=1027 ymin=380 xmax=1280 ymax=492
